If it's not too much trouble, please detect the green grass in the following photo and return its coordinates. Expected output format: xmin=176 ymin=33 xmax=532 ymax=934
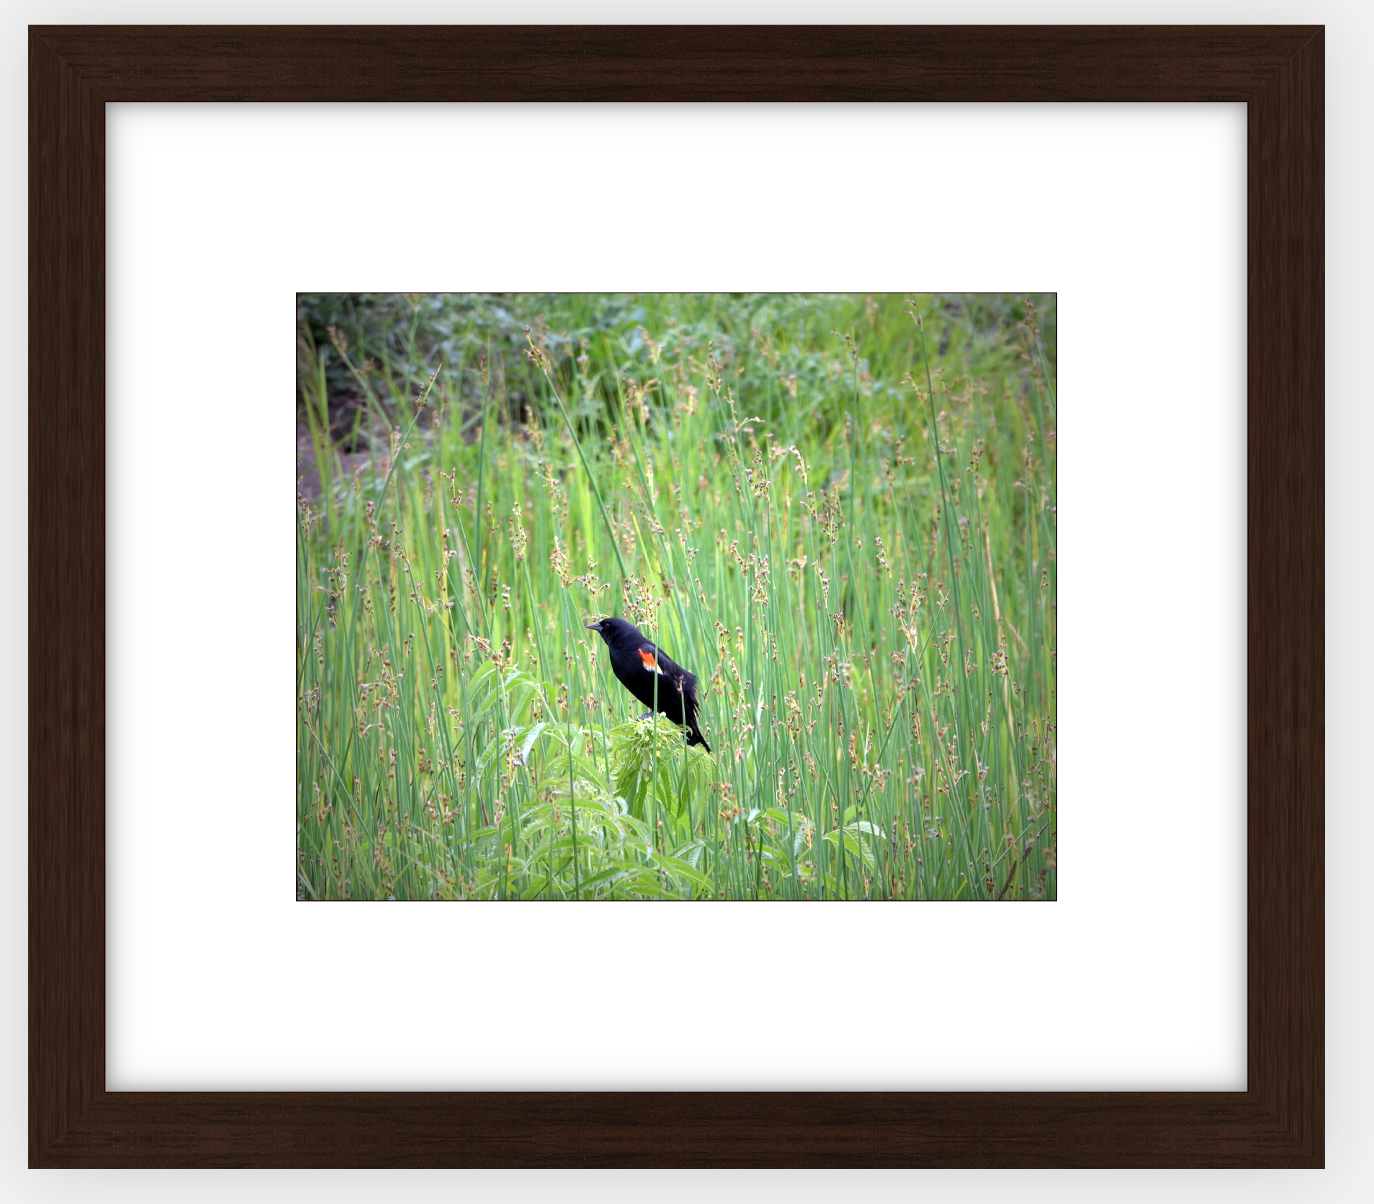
xmin=296 ymin=293 xmax=1056 ymax=900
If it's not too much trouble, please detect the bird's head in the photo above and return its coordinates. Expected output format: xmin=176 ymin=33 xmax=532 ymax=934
xmin=585 ymin=616 xmax=633 ymax=643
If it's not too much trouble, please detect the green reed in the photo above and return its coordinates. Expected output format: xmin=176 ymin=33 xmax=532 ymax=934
xmin=296 ymin=293 xmax=1056 ymax=900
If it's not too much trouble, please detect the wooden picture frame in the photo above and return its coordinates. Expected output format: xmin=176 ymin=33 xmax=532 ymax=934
xmin=28 ymin=25 xmax=1323 ymax=1168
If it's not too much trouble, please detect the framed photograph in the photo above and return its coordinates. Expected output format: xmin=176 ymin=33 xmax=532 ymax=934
xmin=293 ymin=290 xmax=1058 ymax=905
xmin=29 ymin=26 xmax=1322 ymax=1167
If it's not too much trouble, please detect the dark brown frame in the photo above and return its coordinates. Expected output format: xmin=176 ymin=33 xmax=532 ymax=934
xmin=29 ymin=26 xmax=1323 ymax=1168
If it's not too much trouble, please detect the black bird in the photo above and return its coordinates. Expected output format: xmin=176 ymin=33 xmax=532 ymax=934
xmin=585 ymin=617 xmax=711 ymax=752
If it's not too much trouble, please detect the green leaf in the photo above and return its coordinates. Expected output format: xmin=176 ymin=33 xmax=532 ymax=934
xmin=823 ymin=825 xmax=877 ymax=872
xmin=518 ymin=722 xmax=548 ymax=765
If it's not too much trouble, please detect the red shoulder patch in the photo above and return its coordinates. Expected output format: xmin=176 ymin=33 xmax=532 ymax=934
xmin=638 ymin=648 xmax=657 ymax=671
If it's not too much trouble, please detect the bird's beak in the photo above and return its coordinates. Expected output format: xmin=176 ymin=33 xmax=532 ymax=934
xmin=585 ymin=622 xmax=599 ymax=631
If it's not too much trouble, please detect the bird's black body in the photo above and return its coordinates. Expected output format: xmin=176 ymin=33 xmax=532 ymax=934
xmin=586 ymin=617 xmax=711 ymax=752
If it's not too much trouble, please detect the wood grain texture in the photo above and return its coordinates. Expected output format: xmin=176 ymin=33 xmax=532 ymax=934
xmin=37 ymin=1091 xmax=1312 ymax=1169
xmin=35 ymin=25 xmax=1313 ymax=102
xmin=28 ymin=28 xmax=107 ymax=1173
xmin=28 ymin=24 xmax=1324 ymax=1169
xmin=1246 ymin=28 xmax=1324 ymax=1164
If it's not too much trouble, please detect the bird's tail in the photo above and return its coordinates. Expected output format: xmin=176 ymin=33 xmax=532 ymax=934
xmin=679 ymin=678 xmax=711 ymax=752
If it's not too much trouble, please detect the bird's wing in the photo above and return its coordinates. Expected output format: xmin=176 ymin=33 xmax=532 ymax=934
xmin=640 ymin=645 xmax=700 ymax=694
xmin=677 ymin=660 xmax=700 ymax=696
xmin=636 ymin=645 xmax=669 ymax=678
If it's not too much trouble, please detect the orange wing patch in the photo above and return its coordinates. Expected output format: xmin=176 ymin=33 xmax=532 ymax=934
xmin=638 ymin=647 xmax=659 ymax=672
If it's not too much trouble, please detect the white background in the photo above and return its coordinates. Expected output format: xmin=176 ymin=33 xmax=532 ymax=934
xmin=4 ymin=0 xmax=1366 ymax=1202
xmin=106 ymin=104 xmax=1246 ymax=1092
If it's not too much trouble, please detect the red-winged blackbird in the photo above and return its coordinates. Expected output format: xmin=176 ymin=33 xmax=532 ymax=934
xmin=585 ymin=616 xmax=711 ymax=752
